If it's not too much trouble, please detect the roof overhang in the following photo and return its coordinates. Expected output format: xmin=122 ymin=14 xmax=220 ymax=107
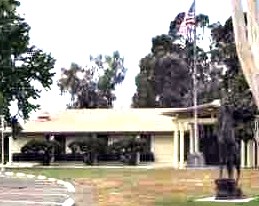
xmin=162 ymin=100 xmax=220 ymax=118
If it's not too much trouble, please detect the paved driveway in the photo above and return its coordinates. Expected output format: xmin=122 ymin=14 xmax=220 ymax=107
xmin=0 ymin=172 xmax=74 ymax=206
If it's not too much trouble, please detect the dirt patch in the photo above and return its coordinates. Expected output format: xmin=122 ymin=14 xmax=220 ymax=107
xmin=73 ymin=169 xmax=259 ymax=206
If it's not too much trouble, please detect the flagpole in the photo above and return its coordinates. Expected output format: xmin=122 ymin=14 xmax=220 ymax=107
xmin=193 ymin=0 xmax=199 ymax=154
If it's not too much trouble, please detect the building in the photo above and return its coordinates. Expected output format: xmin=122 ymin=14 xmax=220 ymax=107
xmin=2 ymin=100 xmax=258 ymax=168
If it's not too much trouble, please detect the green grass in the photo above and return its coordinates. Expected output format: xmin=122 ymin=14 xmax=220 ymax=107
xmin=5 ymin=168 xmax=259 ymax=206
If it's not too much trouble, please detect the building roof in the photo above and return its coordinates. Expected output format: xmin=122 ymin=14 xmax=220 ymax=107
xmin=21 ymin=100 xmax=220 ymax=134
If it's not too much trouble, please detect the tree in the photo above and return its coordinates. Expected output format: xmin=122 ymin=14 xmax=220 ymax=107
xmin=0 ymin=0 xmax=55 ymax=122
xmin=231 ymin=0 xmax=259 ymax=109
xmin=132 ymin=12 xmax=210 ymax=108
xmin=58 ymin=51 xmax=126 ymax=108
xmin=132 ymin=34 xmax=193 ymax=108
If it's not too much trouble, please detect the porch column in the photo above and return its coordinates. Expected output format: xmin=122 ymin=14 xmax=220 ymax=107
xmin=188 ymin=124 xmax=194 ymax=154
xmin=194 ymin=124 xmax=199 ymax=153
xmin=247 ymin=140 xmax=252 ymax=168
xmin=241 ymin=139 xmax=245 ymax=168
xmin=173 ymin=124 xmax=179 ymax=168
xmin=8 ymin=136 xmax=13 ymax=165
xmin=179 ymin=123 xmax=185 ymax=169
xmin=252 ymin=140 xmax=256 ymax=168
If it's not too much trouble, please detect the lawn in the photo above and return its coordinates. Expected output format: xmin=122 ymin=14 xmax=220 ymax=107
xmin=7 ymin=168 xmax=259 ymax=206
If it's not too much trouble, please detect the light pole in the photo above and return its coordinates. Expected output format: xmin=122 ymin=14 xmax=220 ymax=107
xmin=0 ymin=115 xmax=4 ymax=172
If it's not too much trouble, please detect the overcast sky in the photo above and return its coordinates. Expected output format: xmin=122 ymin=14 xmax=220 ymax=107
xmin=13 ymin=0 xmax=246 ymax=119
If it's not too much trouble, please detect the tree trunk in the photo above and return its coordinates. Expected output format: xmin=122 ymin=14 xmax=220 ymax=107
xmin=231 ymin=0 xmax=259 ymax=109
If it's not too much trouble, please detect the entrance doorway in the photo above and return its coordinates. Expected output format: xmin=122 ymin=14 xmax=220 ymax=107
xmin=200 ymin=125 xmax=219 ymax=165
xmin=54 ymin=135 xmax=66 ymax=154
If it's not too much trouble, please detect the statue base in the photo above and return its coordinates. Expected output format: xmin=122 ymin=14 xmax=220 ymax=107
xmin=215 ymin=178 xmax=244 ymax=200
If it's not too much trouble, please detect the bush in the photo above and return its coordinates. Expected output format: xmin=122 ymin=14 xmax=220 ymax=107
xmin=108 ymin=137 xmax=148 ymax=153
xmin=20 ymin=138 xmax=61 ymax=165
xmin=21 ymin=139 xmax=61 ymax=154
xmin=68 ymin=137 xmax=107 ymax=165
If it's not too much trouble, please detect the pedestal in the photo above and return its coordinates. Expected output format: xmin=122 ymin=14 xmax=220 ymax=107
xmin=186 ymin=152 xmax=205 ymax=167
xmin=215 ymin=178 xmax=244 ymax=200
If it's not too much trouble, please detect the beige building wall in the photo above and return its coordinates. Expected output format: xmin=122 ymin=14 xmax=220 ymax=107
xmin=153 ymin=134 xmax=174 ymax=164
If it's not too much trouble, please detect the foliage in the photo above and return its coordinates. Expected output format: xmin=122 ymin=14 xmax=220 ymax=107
xmin=21 ymin=138 xmax=61 ymax=154
xmin=210 ymin=16 xmax=257 ymax=141
xmin=69 ymin=136 xmax=107 ymax=154
xmin=108 ymin=137 xmax=147 ymax=153
xmin=58 ymin=51 xmax=126 ymax=108
xmin=132 ymin=12 xmax=213 ymax=108
xmin=132 ymin=35 xmax=193 ymax=107
xmin=0 ymin=0 xmax=56 ymax=121
xmin=133 ymin=8 xmax=257 ymax=141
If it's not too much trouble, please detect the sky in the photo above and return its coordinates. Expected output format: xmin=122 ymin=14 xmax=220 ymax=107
xmin=13 ymin=0 xmax=246 ymax=119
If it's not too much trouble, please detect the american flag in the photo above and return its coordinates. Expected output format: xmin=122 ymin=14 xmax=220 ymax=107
xmin=178 ymin=1 xmax=196 ymax=42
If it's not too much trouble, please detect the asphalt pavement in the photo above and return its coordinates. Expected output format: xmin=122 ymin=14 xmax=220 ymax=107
xmin=0 ymin=172 xmax=75 ymax=206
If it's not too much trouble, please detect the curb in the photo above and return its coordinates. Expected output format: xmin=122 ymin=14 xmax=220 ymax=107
xmin=62 ymin=197 xmax=75 ymax=206
xmin=0 ymin=171 xmax=76 ymax=206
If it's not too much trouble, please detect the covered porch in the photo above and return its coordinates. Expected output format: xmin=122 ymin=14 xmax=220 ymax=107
xmin=2 ymin=100 xmax=257 ymax=168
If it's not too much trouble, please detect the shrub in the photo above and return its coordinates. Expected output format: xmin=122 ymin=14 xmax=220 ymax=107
xmin=21 ymin=139 xmax=61 ymax=154
xmin=68 ymin=137 xmax=107 ymax=165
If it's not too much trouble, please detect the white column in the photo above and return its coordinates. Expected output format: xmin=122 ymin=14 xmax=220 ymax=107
xmin=194 ymin=124 xmax=199 ymax=153
xmin=241 ymin=139 xmax=245 ymax=168
xmin=247 ymin=140 xmax=251 ymax=168
xmin=189 ymin=124 xmax=194 ymax=154
xmin=252 ymin=140 xmax=256 ymax=168
xmin=173 ymin=125 xmax=179 ymax=168
xmin=8 ymin=136 xmax=12 ymax=165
